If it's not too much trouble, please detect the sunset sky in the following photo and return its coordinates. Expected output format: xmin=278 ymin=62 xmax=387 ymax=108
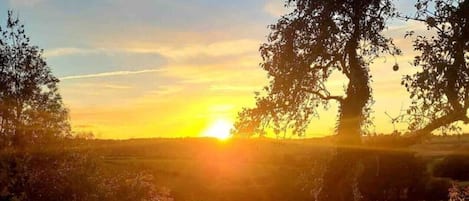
xmin=1 ymin=0 xmax=455 ymax=139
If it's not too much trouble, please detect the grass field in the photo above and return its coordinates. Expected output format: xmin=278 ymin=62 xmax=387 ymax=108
xmin=71 ymin=135 xmax=469 ymax=201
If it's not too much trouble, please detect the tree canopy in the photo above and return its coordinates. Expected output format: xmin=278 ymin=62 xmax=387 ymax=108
xmin=233 ymin=0 xmax=400 ymax=140
xmin=403 ymin=0 xmax=469 ymax=138
xmin=0 ymin=11 xmax=70 ymax=147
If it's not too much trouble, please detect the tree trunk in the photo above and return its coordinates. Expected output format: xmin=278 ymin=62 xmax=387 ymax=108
xmin=317 ymin=4 xmax=370 ymax=200
xmin=317 ymin=68 xmax=369 ymax=201
xmin=12 ymin=101 xmax=23 ymax=147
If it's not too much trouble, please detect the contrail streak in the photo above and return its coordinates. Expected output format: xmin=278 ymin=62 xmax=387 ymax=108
xmin=60 ymin=69 xmax=164 ymax=80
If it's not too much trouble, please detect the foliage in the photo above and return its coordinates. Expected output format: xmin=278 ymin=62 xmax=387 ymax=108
xmin=233 ymin=0 xmax=400 ymax=138
xmin=70 ymin=138 xmax=330 ymax=201
xmin=358 ymin=150 xmax=451 ymax=201
xmin=284 ymin=139 xmax=459 ymax=201
xmin=9 ymin=137 xmax=461 ymax=201
xmin=402 ymin=0 xmax=469 ymax=136
xmin=0 ymin=150 xmax=173 ymax=201
xmin=448 ymin=183 xmax=469 ymax=201
xmin=433 ymin=155 xmax=469 ymax=181
xmin=0 ymin=11 xmax=70 ymax=147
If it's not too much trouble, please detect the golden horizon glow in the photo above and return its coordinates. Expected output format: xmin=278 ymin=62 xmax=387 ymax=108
xmin=202 ymin=119 xmax=233 ymax=140
xmin=10 ymin=0 xmax=469 ymax=139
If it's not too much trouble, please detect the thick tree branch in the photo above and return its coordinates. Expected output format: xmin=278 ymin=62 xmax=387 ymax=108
xmin=404 ymin=110 xmax=469 ymax=145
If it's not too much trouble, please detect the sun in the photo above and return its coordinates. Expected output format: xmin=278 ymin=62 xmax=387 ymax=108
xmin=203 ymin=119 xmax=233 ymax=140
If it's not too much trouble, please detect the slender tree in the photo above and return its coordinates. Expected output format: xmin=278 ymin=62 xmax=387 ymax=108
xmin=0 ymin=11 xmax=70 ymax=147
xmin=233 ymin=0 xmax=399 ymax=200
xmin=403 ymin=0 xmax=469 ymax=141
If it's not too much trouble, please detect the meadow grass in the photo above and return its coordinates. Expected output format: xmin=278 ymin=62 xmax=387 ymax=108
xmin=65 ymin=135 xmax=469 ymax=201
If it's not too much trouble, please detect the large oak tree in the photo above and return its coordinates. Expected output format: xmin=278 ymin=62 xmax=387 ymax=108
xmin=233 ymin=0 xmax=399 ymax=200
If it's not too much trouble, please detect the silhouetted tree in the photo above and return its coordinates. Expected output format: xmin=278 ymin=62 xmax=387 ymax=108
xmin=233 ymin=0 xmax=400 ymax=200
xmin=403 ymin=0 xmax=469 ymax=141
xmin=0 ymin=11 xmax=70 ymax=147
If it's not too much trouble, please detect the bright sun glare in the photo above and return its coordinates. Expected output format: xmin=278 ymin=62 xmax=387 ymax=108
xmin=203 ymin=119 xmax=233 ymax=140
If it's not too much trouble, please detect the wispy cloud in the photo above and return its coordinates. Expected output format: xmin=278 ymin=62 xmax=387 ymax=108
xmin=45 ymin=39 xmax=258 ymax=61
xmin=9 ymin=0 xmax=45 ymax=7
xmin=60 ymin=69 xmax=165 ymax=80
xmin=210 ymin=85 xmax=258 ymax=92
xmin=148 ymin=85 xmax=184 ymax=96
xmin=102 ymin=84 xmax=132 ymax=90
xmin=264 ymin=0 xmax=287 ymax=17
xmin=44 ymin=47 xmax=100 ymax=57
xmin=126 ymin=39 xmax=258 ymax=57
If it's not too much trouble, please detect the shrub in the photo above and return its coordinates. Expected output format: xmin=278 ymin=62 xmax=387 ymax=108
xmin=448 ymin=183 xmax=469 ymax=201
xmin=434 ymin=155 xmax=469 ymax=181
xmin=358 ymin=150 xmax=427 ymax=200
xmin=424 ymin=178 xmax=452 ymax=200
xmin=0 ymin=150 xmax=172 ymax=201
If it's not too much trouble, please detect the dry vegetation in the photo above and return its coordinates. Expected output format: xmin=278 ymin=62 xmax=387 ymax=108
xmin=62 ymin=135 xmax=469 ymax=201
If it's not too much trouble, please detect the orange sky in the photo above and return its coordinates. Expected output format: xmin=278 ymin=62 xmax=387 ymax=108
xmin=3 ymin=0 xmax=465 ymax=139
xmin=62 ymin=22 xmax=428 ymax=139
